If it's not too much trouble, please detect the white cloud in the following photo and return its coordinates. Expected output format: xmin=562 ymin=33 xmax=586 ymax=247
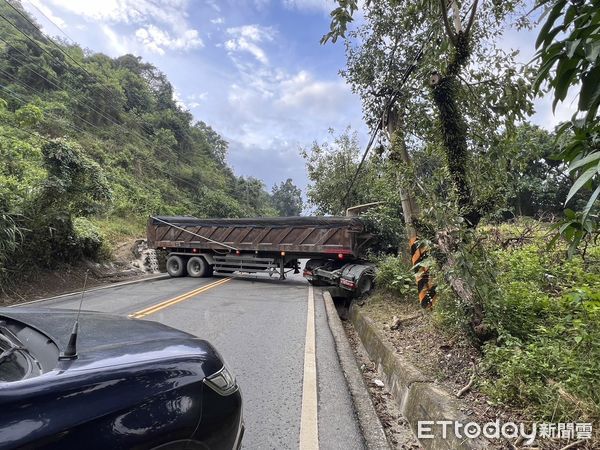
xmin=211 ymin=17 xmax=225 ymax=25
xmin=47 ymin=0 xmax=203 ymax=55
xmin=225 ymin=25 xmax=275 ymax=65
xmin=278 ymin=70 xmax=351 ymax=113
xmin=101 ymin=24 xmax=131 ymax=55
xmin=135 ymin=25 xmax=203 ymax=55
xmin=48 ymin=0 xmax=188 ymax=26
xmin=531 ymin=91 xmax=579 ymax=130
xmin=187 ymin=92 xmax=208 ymax=109
xmin=24 ymin=0 xmax=67 ymax=29
xmin=173 ymin=91 xmax=209 ymax=110
xmin=172 ymin=89 xmax=189 ymax=110
xmin=222 ymin=62 xmax=361 ymax=152
xmin=283 ymin=0 xmax=337 ymax=13
xmin=206 ymin=0 xmax=221 ymax=12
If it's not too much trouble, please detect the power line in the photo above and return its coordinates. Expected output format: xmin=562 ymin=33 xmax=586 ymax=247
xmin=0 ymin=67 xmax=109 ymax=133
xmin=0 ymin=120 xmax=203 ymax=194
xmin=3 ymin=0 xmax=200 ymax=166
xmin=0 ymin=81 xmax=201 ymax=196
xmin=3 ymin=1 xmax=123 ymax=105
xmin=340 ymin=27 xmax=433 ymax=210
xmin=0 ymin=5 xmax=198 ymax=169
xmin=0 ymin=122 xmax=53 ymax=144
xmin=0 ymin=15 xmax=144 ymax=137
xmin=0 ymin=83 xmax=89 ymax=135
xmin=0 ymin=1 xmax=228 ymax=199
xmin=0 ymin=11 xmax=205 ymax=190
xmin=0 ymin=34 xmax=138 ymax=132
xmin=340 ymin=1 xmax=470 ymax=210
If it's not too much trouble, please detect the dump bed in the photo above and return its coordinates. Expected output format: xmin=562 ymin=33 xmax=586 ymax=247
xmin=147 ymin=216 xmax=371 ymax=258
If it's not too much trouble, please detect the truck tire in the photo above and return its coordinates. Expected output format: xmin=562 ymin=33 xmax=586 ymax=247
xmin=356 ymin=273 xmax=375 ymax=296
xmin=187 ymin=256 xmax=209 ymax=278
xmin=166 ymin=255 xmax=187 ymax=277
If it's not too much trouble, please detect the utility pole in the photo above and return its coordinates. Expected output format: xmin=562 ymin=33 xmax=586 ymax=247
xmin=386 ymin=106 xmax=435 ymax=308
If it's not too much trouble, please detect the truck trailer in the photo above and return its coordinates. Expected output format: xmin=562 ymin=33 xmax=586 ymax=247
xmin=146 ymin=215 xmax=377 ymax=296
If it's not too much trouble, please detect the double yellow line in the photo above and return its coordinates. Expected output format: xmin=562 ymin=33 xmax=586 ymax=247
xmin=129 ymin=277 xmax=232 ymax=319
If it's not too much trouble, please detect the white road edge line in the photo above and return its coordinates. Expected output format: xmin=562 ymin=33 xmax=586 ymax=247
xmin=8 ymin=274 xmax=170 ymax=307
xmin=299 ymin=285 xmax=319 ymax=450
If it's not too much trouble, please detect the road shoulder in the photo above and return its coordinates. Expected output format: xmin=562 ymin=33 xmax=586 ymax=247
xmin=323 ymin=290 xmax=394 ymax=449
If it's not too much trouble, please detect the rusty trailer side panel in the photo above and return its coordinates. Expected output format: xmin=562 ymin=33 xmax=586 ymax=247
xmin=147 ymin=216 xmax=370 ymax=257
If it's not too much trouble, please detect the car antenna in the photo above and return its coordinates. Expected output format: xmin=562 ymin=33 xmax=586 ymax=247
xmin=59 ymin=270 xmax=89 ymax=361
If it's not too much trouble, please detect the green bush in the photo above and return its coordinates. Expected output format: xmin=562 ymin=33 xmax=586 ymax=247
xmin=0 ymin=209 xmax=22 ymax=284
xmin=480 ymin=243 xmax=600 ymax=421
xmin=375 ymin=255 xmax=417 ymax=298
xmin=73 ymin=217 xmax=108 ymax=260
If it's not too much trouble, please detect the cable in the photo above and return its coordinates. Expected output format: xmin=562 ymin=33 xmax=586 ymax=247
xmin=0 ymin=80 xmax=202 ymax=192
xmin=0 ymin=83 xmax=89 ymax=135
xmin=340 ymin=26 xmax=433 ymax=210
xmin=3 ymin=2 xmax=124 ymax=106
xmin=0 ymin=128 xmax=51 ymax=144
xmin=0 ymin=2 xmax=224 ymax=199
xmin=0 ymin=7 xmax=199 ymax=170
xmin=3 ymin=0 xmax=201 ymax=167
xmin=339 ymin=0 xmax=473 ymax=209
xmin=0 ymin=120 xmax=202 ymax=194
xmin=0 ymin=34 xmax=127 ymax=129
xmin=0 ymin=67 xmax=109 ymax=133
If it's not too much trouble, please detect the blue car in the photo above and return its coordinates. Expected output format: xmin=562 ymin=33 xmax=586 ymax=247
xmin=0 ymin=308 xmax=243 ymax=449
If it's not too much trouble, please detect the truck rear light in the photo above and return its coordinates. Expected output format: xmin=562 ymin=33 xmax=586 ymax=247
xmin=338 ymin=253 xmax=344 ymax=260
xmin=340 ymin=278 xmax=356 ymax=289
xmin=280 ymin=251 xmax=286 ymax=256
xmin=303 ymin=269 xmax=313 ymax=277
xmin=192 ymin=248 xmax=198 ymax=253
xmin=236 ymin=250 xmax=241 ymax=255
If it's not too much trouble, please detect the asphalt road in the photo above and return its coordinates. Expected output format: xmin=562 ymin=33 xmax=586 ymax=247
xmin=17 ymin=271 xmax=365 ymax=449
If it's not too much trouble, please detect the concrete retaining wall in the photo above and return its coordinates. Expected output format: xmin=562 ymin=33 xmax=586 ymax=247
xmin=349 ymin=304 xmax=487 ymax=450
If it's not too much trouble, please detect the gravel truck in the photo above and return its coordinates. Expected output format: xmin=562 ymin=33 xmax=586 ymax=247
xmin=147 ymin=215 xmax=377 ymax=296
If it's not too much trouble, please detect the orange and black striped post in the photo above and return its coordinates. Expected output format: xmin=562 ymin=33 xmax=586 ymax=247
xmin=409 ymin=236 xmax=435 ymax=308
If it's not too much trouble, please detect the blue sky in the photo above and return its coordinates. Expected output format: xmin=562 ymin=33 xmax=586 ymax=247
xmin=22 ymin=0 xmax=577 ymax=195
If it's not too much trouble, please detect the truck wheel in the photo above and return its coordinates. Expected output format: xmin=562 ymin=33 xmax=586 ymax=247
xmin=166 ymin=255 xmax=187 ymax=277
xmin=187 ymin=256 xmax=209 ymax=278
xmin=356 ymin=273 xmax=375 ymax=296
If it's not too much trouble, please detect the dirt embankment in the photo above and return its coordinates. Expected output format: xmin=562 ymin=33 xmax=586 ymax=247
xmin=0 ymin=239 xmax=162 ymax=306
xmin=350 ymin=293 xmax=598 ymax=449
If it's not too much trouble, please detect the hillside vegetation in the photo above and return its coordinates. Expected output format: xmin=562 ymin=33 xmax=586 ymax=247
xmin=0 ymin=1 xmax=300 ymax=286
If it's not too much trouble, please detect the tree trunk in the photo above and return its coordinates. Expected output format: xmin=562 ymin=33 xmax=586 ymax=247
xmin=436 ymin=230 xmax=494 ymax=342
xmin=386 ymin=108 xmax=420 ymax=239
xmin=430 ymin=31 xmax=481 ymax=228
xmin=386 ymin=107 xmax=434 ymax=308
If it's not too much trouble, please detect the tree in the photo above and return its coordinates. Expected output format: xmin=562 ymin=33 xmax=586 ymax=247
xmin=301 ymin=127 xmax=383 ymax=215
xmin=232 ymin=176 xmax=277 ymax=217
xmin=504 ymin=123 xmax=588 ymax=218
xmin=326 ymin=0 xmax=533 ymax=228
xmin=534 ymin=0 xmax=600 ymax=253
xmin=272 ymin=179 xmax=303 ymax=216
xmin=323 ymin=0 xmax=536 ymax=328
xmin=17 ymin=139 xmax=113 ymax=267
xmin=0 ymin=3 xmax=277 ymax=280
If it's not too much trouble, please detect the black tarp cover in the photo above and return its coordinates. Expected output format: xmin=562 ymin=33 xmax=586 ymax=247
xmin=151 ymin=216 xmax=365 ymax=230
